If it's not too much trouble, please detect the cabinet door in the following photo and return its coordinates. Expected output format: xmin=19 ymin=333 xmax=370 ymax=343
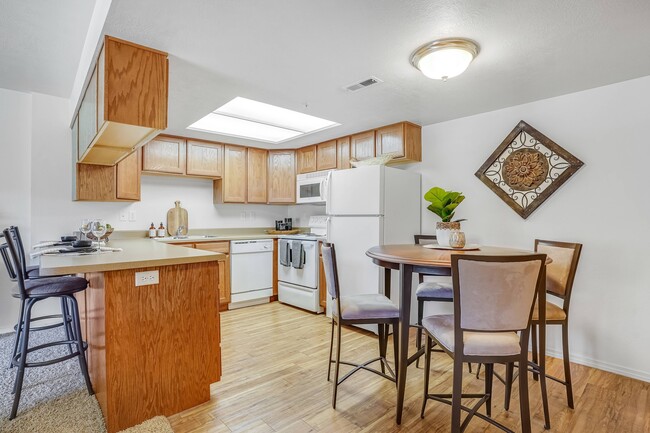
xmin=195 ymin=242 xmax=231 ymax=310
xmin=142 ymin=136 xmax=186 ymax=174
xmin=268 ymin=150 xmax=296 ymax=204
xmin=223 ymin=145 xmax=247 ymax=203
xmin=247 ymin=147 xmax=268 ymax=203
xmin=375 ymin=123 xmax=405 ymax=158
xmin=186 ymin=140 xmax=224 ymax=177
xmin=116 ymin=149 xmax=141 ymax=200
xmin=297 ymin=145 xmax=317 ymax=174
xmin=336 ymin=137 xmax=351 ymax=169
xmin=350 ymin=131 xmax=375 ymax=161
xmin=316 ymin=140 xmax=337 ymax=171
xmin=78 ymin=65 xmax=98 ymax=160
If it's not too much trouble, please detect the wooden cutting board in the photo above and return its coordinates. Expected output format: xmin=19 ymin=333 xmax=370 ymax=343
xmin=167 ymin=201 xmax=188 ymax=236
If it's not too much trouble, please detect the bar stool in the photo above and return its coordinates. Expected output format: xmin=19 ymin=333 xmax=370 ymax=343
xmin=420 ymin=253 xmax=546 ymax=433
xmin=504 ymin=240 xmax=583 ymax=414
xmin=322 ymin=242 xmax=400 ymax=409
xmin=2 ymin=227 xmax=94 ymax=419
xmin=0 ymin=229 xmax=76 ymax=369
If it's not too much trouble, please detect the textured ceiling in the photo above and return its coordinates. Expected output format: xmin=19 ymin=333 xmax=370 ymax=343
xmin=0 ymin=0 xmax=96 ymax=97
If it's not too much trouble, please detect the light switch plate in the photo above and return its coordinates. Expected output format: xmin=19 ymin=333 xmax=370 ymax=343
xmin=128 ymin=210 xmax=137 ymax=221
xmin=135 ymin=270 xmax=159 ymax=286
xmin=119 ymin=212 xmax=128 ymax=222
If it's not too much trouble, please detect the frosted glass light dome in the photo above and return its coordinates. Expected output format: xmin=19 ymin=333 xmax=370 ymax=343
xmin=410 ymin=38 xmax=479 ymax=81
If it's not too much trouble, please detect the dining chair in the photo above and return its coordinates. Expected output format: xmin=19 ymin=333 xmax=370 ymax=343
xmin=2 ymin=226 xmax=94 ymax=419
xmin=504 ymin=239 xmax=583 ymax=412
xmin=421 ymin=253 xmax=546 ymax=433
xmin=322 ymin=242 xmax=400 ymax=409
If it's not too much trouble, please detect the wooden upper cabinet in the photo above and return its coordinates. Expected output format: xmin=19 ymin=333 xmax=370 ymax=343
xmin=142 ymin=136 xmax=186 ymax=174
xmin=75 ymin=148 xmax=141 ymax=202
xmin=186 ymin=140 xmax=224 ymax=178
xmin=375 ymin=121 xmax=422 ymax=163
xmin=214 ymin=145 xmax=247 ymax=203
xmin=297 ymin=145 xmax=317 ymax=174
xmin=336 ymin=137 xmax=351 ymax=169
xmin=268 ymin=150 xmax=296 ymax=204
xmin=247 ymin=147 xmax=268 ymax=203
xmin=350 ymin=130 xmax=376 ymax=161
xmin=75 ymin=36 xmax=168 ymax=166
xmin=316 ymin=140 xmax=337 ymax=171
xmin=116 ymin=149 xmax=142 ymax=200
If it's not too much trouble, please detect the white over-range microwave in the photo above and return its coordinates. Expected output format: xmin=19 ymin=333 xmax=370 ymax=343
xmin=296 ymin=170 xmax=333 ymax=204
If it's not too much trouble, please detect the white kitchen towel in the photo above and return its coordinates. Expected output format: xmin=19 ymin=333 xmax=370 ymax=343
xmin=279 ymin=239 xmax=291 ymax=267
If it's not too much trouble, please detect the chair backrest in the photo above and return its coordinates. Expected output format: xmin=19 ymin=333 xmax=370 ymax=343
xmin=321 ymin=243 xmax=342 ymax=317
xmin=414 ymin=234 xmax=437 ymax=245
xmin=2 ymin=227 xmax=28 ymax=298
xmin=535 ymin=240 xmax=582 ymax=308
xmin=1 ymin=233 xmax=18 ymax=281
xmin=452 ymin=254 xmax=546 ymax=333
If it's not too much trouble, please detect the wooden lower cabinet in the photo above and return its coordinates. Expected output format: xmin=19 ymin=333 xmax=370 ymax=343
xmin=186 ymin=242 xmax=231 ymax=311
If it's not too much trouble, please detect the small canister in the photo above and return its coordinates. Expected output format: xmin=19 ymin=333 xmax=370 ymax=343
xmin=449 ymin=230 xmax=466 ymax=248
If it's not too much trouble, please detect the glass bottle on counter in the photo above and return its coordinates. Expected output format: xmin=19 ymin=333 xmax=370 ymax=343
xmin=157 ymin=222 xmax=166 ymax=238
xmin=149 ymin=223 xmax=157 ymax=239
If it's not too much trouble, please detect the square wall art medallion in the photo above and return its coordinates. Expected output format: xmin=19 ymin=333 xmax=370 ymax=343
xmin=475 ymin=120 xmax=584 ymax=219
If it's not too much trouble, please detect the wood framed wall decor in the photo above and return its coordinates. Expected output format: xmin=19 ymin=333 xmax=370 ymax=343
xmin=475 ymin=120 xmax=584 ymax=219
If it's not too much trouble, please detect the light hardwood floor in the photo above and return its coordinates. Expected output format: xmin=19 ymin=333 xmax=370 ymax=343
xmin=169 ymin=302 xmax=650 ymax=433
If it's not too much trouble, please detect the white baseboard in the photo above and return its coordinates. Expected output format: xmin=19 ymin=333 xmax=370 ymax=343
xmin=544 ymin=347 xmax=650 ymax=383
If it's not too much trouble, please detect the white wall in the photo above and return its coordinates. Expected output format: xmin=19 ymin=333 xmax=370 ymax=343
xmin=413 ymin=75 xmax=650 ymax=382
xmin=0 ymin=89 xmax=32 ymax=332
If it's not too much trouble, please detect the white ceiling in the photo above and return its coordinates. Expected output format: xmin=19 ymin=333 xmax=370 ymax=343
xmin=4 ymin=1 xmax=650 ymax=149
xmin=0 ymin=0 xmax=96 ymax=97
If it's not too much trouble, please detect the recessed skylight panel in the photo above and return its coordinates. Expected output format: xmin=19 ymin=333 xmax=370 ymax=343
xmin=187 ymin=97 xmax=339 ymax=143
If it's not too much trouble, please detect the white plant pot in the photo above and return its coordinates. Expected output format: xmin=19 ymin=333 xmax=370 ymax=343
xmin=435 ymin=222 xmax=461 ymax=247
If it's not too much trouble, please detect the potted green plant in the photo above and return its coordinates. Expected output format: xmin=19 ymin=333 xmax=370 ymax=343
xmin=424 ymin=187 xmax=465 ymax=246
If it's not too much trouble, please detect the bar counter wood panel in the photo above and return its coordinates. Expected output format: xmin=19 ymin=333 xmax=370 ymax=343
xmin=82 ymin=261 xmax=221 ymax=433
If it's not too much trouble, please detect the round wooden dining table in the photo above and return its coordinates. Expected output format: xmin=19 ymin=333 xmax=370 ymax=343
xmin=366 ymin=244 xmax=550 ymax=426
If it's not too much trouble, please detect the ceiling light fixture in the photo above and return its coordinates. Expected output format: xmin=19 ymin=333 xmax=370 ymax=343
xmin=188 ymin=97 xmax=339 ymax=144
xmin=410 ymin=38 xmax=479 ymax=81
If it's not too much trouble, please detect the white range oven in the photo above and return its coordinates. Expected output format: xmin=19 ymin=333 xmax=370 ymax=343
xmin=277 ymin=216 xmax=327 ymax=313
xmin=296 ymin=170 xmax=332 ymax=204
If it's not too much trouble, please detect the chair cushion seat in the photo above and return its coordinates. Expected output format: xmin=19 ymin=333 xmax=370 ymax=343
xmin=532 ymin=300 xmax=567 ymax=322
xmin=422 ymin=315 xmax=521 ymax=357
xmin=416 ymin=281 xmax=453 ymax=300
xmin=336 ymin=294 xmax=399 ymax=320
xmin=12 ymin=276 xmax=88 ymax=298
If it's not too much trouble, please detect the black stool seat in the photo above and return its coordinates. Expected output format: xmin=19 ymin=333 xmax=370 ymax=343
xmin=12 ymin=276 xmax=88 ymax=298
xmin=26 ymin=265 xmax=40 ymax=278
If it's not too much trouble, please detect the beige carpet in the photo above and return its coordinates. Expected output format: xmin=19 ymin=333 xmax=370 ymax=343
xmin=0 ymin=390 xmax=174 ymax=433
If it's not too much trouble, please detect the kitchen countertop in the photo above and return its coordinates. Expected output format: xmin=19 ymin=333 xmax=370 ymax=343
xmin=109 ymin=227 xmax=310 ymax=244
xmin=39 ymin=239 xmax=225 ymax=276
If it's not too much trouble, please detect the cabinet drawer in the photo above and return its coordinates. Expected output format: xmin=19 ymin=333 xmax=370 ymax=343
xmin=195 ymin=241 xmax=230 ymax=254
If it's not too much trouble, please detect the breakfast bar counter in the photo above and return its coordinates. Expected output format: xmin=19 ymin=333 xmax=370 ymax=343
xmin=40 ymin=239 xmax=226 ymax=433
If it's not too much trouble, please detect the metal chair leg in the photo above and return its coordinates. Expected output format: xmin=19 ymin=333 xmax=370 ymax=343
xmin=68 ymin=295 xmax=93 ymax=395
xmin=332 ymin=320 xmax=342 ymax=409
xmin=562 ymin=322 xmax=574 ymax=409
xmin=416 ymin=299 xmax=424 ymax=368
xmin=327 ymin=319 xmax=335 ymax=381
xmin=420 ymin=335 xmax=432 ymax=418
xmin=9 ymin=299 xmax=26 ymax=369
xmin=61 ymin=297 xmax=74 ymax=356
xmin=519 ymin=349 xmax=532 ymax=433
xmin=392 ymin=320 xmax=399 ymax=383
xmin=378 ymin=324 xmax=387 ymax=374
xmin=451 ymin=355 xmax=464 ymax=433
xmin=531 ymin=323 xmax=539 ymax=381
xmin=485 ymin=363 xmax=494 ymax=417
xmin=504 ymin=362 xmax=514 ymax=410
xmin=10 ymin=298 xmax=35 ymax=419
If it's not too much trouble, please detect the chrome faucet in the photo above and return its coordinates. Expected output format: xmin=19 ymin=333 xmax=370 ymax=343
xmin=176 ymin=225 xmax=185 ymax=236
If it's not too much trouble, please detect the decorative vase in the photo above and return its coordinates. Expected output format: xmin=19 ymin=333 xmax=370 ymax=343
xmin=436 ymin=221 xmax=461 ymax=247
xmin=448 ymin=230 xmax=466 ymax=248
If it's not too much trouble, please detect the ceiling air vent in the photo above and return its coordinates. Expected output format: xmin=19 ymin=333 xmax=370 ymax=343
xmin=344 ymin=76 xmax=383 ymax=92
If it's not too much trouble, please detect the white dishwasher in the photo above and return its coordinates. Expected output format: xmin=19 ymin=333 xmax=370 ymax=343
xmin=230 ymin=239 xmax=274 ymax=307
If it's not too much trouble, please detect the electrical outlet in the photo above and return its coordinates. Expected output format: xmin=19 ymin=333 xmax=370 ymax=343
xmin=128 ymin=210 xmax=137 ymax=221
xmin=119 ymin=212 xmax=128 ymax=222
xmin=135 ymin=270 xmax=159 ymax=287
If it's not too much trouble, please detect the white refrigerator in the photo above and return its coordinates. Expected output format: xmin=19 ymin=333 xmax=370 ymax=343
xmin=326 ymin=165 xmax=421 ymax=330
